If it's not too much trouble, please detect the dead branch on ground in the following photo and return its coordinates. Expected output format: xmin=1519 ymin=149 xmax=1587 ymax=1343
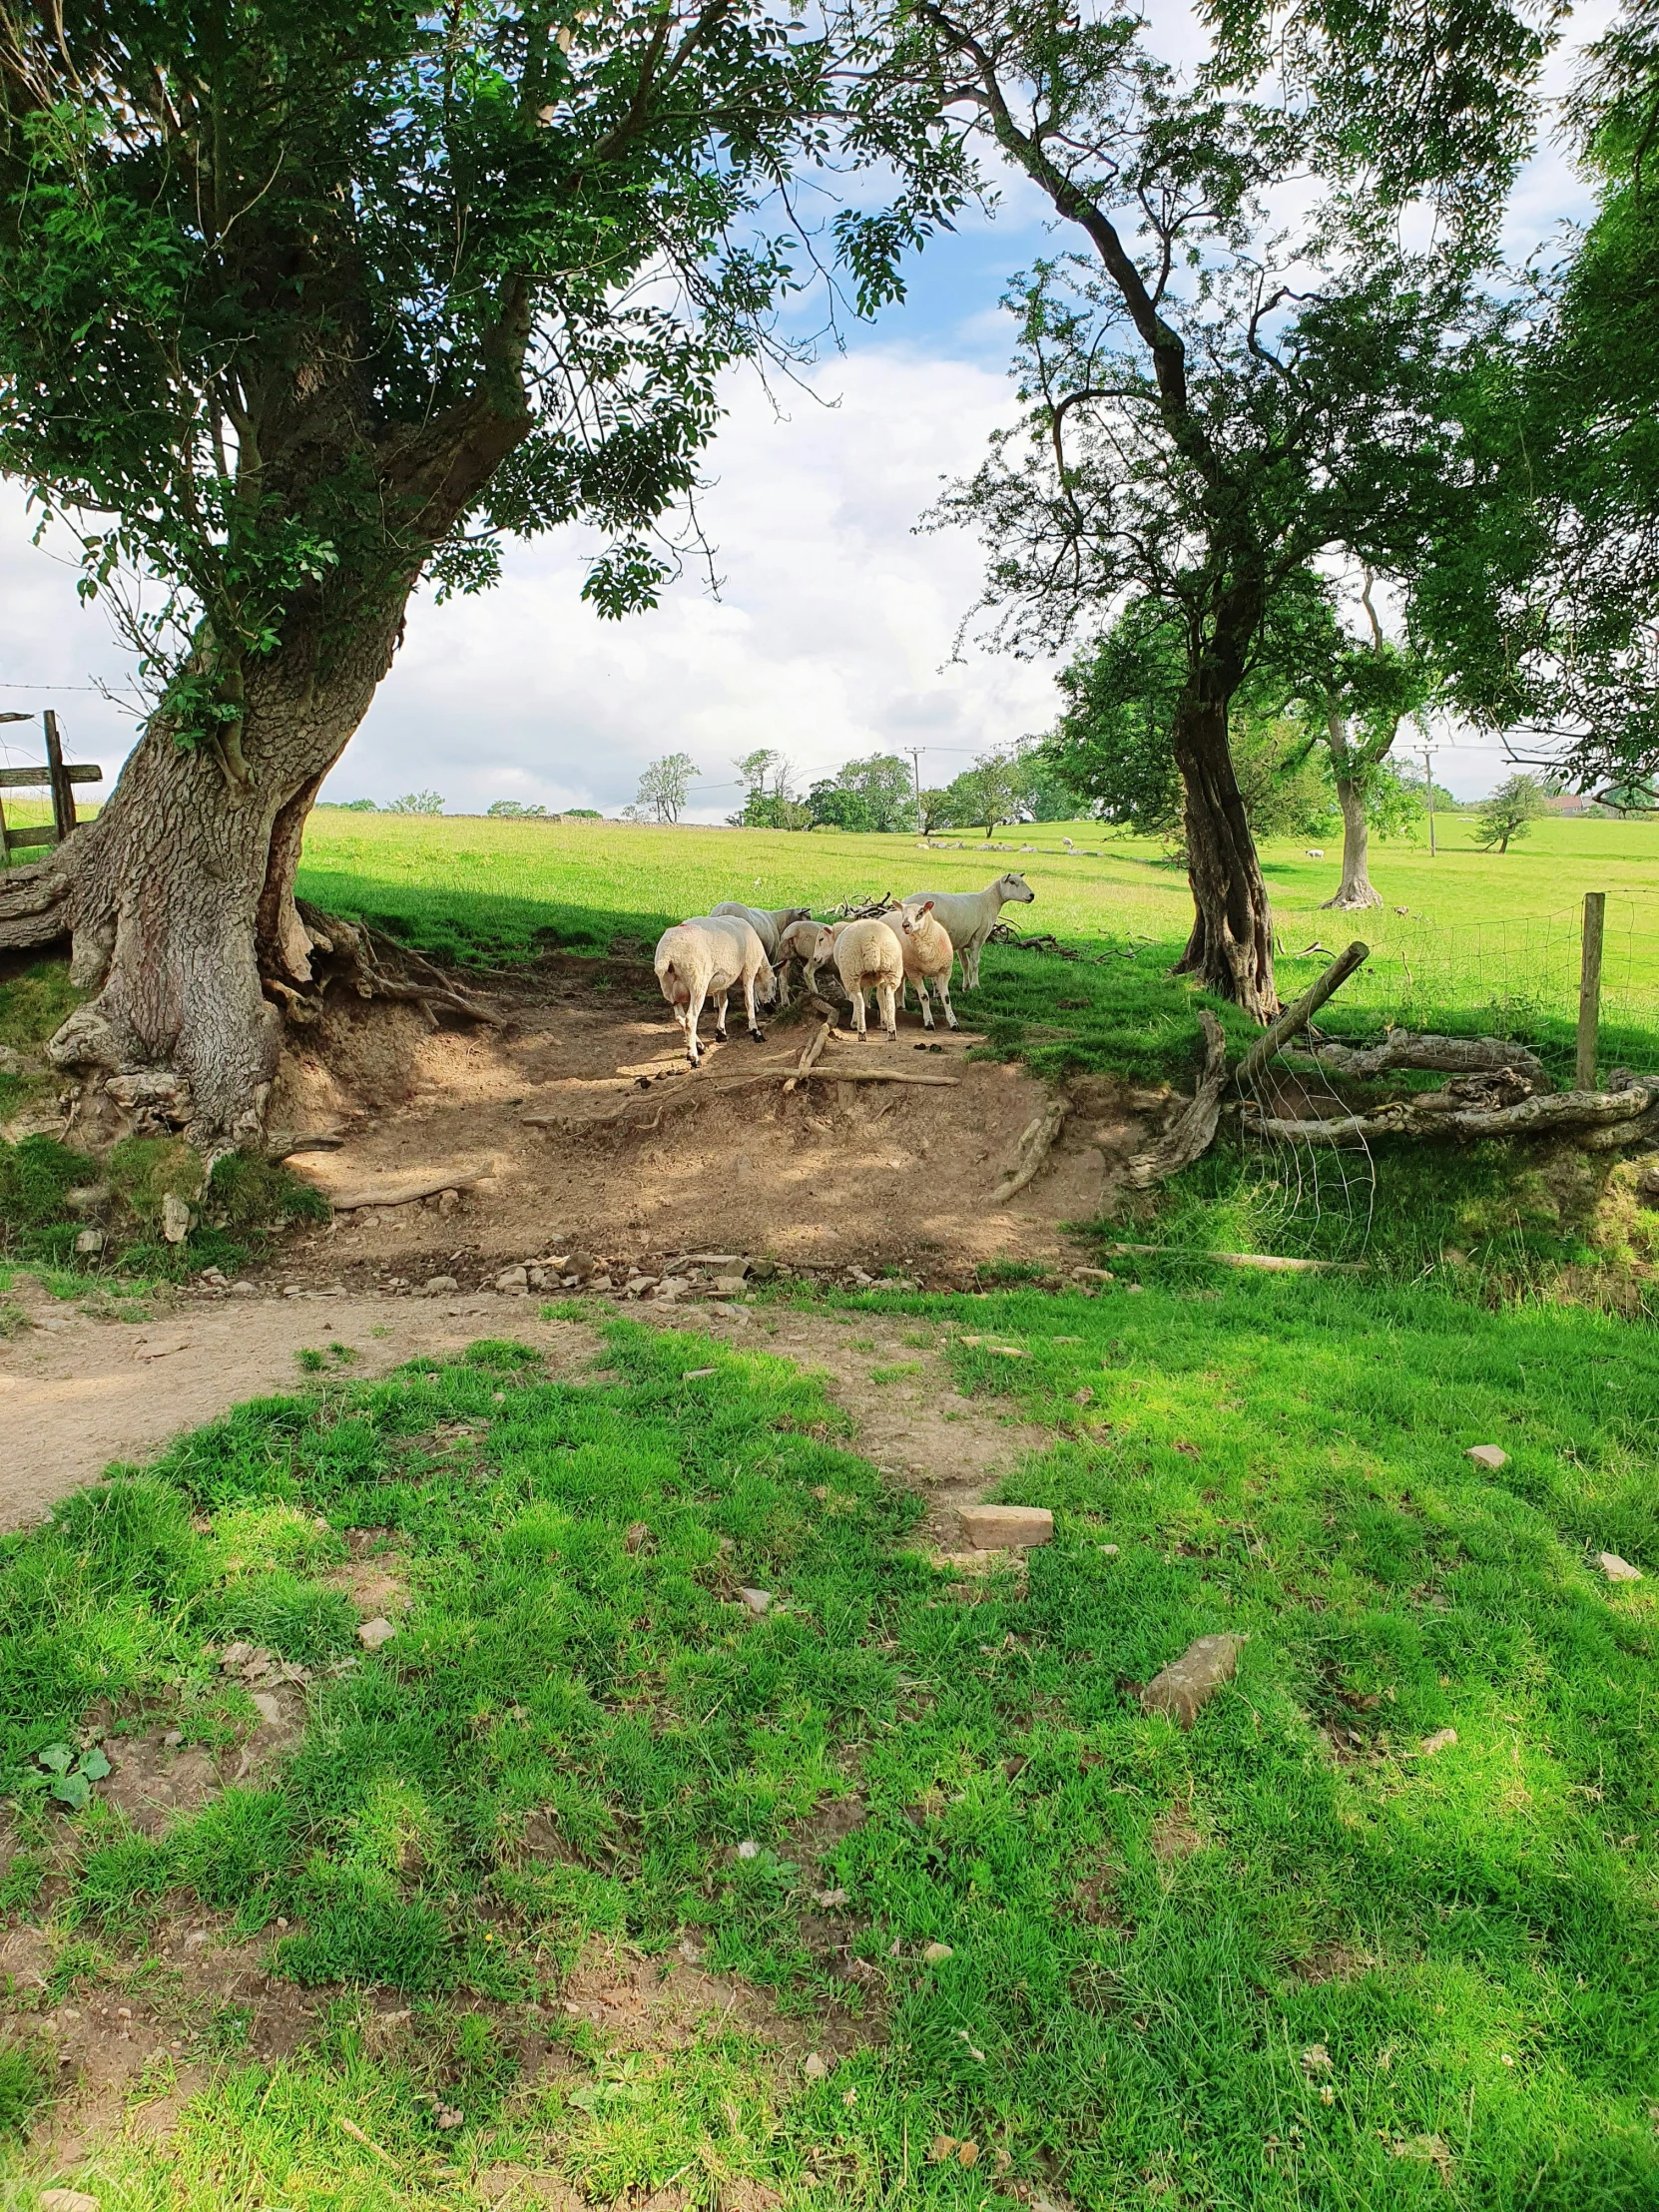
xmin=991 ymin=1096 xmax=1069 ymax=1205
xmin=1294 ymin=1030 xmax=1549 ymax=1087
xmin=1124 ymin=1011 xmax=1228 ymax=1188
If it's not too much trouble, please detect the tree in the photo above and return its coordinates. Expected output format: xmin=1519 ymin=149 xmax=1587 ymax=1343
xmin=731 ymin=748 xmax=801 ymax=826
xmin=1475 ymin=774 xmax=1545 ymax=852
xmin=487 ymin=800 xmax=547 ymax=818
xmin=807 ymin=781 xmax=873 ymax=831
xmin=386 ymin=791 xmax=446 ymax=816
xmin=916 ymin=788 xmax=954 ymax=833
xmin=944 ymin=750 xmax=1021 ymax=837
xmin=635 ymin=753 xmax=700 ymax=825
xmin=805 ymin=753 xmax=918 ymax=831
xmin=842 ymin=0 xmax=1549 ymax=1017
xmin=0 ymin=0 xmax=854 ymax=1144
xmin=1410 ymin=6 xmax=1659 ymax=790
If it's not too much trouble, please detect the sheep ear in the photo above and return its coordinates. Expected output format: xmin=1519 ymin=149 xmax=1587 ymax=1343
xmin=921 ymin=900 xmax=934 ymax=915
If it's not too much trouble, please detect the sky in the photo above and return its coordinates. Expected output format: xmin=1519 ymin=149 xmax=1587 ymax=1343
xmin=0 ymin=4 xmax=1620 ymax=818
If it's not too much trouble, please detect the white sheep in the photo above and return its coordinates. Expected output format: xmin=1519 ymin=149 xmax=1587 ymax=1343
xmin=891 ymin=900 xmax=957 ymax=1029
xmin=710 ymin=902 xmax=811 ymax=961
xmin=773 ymin=916 xmax=837 ymax=1007
xmin=654 ymin=914 xmax=775 ymax=1066
xmin=832 ymin=916 xmax=902 ymax=1042
xmin=898 ymin=871 xmax=1034 ymax=989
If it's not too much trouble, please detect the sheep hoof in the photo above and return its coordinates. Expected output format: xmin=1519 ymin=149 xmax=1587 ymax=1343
xmin=749 ymin=1028 xmax=766 ymax=1044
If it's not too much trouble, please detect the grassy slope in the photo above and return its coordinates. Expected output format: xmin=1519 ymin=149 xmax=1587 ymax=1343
xmin=1 ymin=1291 xmax=1655 ymax=2207
xmin=292 ymin=811 xmax=1659 ymax=1071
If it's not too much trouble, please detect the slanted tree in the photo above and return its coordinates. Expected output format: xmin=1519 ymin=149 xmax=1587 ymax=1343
xmin=0 ymin=0 xmax=847 ymax=1145
xmin=841 ymin=0 xmax=1552 ymax=1017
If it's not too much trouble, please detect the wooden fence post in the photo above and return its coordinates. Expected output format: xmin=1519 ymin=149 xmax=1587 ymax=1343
xmin=42 ymin=709 xmax=74 ymax=839
xmin=1577 ymin=891 xmax=1605 ymax=1093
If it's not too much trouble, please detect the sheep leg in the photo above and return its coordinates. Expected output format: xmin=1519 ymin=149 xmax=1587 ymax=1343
xmin=775 ymin=961 xmax=791 ymax=1010
xmin=714 ymin=990 xmax=730 ymax=1039
xmin=743 ymin=966 xmax=766 ymax=1043
xmin=851 ymin=984 xmax=867 ymax=1038
xmin=937 ymin=971 xmax=958 ymax=1029
xmin=878 ymin=981 xmax=897 ymax=1040
xmin=916 ymin=976 xmax=934 ymax=1030
xmin=684 ymin=984 xmax=707 ymax=1067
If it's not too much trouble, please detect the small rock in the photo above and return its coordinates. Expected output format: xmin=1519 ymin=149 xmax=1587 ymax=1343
xmin=229 ymin=1280 xmax=257 ymax=1296
xmin=958 ymin=1504 xmax=1053 ymax=1550
xmin=678 ymin=1937 xmax=703 ymax=1962
xmin=624 ymin=1521 xmax=651 ymax=1553
xmin=1126 ymin=1283 xmax=1144 ymax=1295
xmin=921 ymin=1940 xmax=953 ymax=1963
xmin=1072 ymin=1265 xmax=1114 ymax=1281
xmin=436 ymin=1189 xmax=459 ymax=1219
xmin=655 ymin=1274 xmax=692 ymax=1300
xmin=493 ymin=1266 xmax=530 ymax=1293
xmin=357 ymin=1616 xmax=397 ymax=1650
xmin=1419 ymin=1727 xmax=1458 ymax=1757
xmin=250 ymin=1693 xmax=283 ymax=1726
xmin=803 ymin=2052 xmax=829 ymax=2079
xmin=738 ymin=1586 xmax=772 ymax=1615
xmin=736 ymin=1839 xmax=761 ymax=1860
xmin=1597 ymin=1551 xmax=1643 ymax=1583
xmin=421 ymin=1276 xmax=459 ymax=1296
xmin=40 ymin=2192 xmax=101 ymax=2212
xmin=74 ymin=1228 xmax=106 ymax=1257
xmin=1140 ymin=1634 xmax=1244 ymax=1729
xmin=1072 ymin=1386 xmax=1094 ymax=1405
xmin=1465 ymin=1444 xmax=1508 ymax=1470
xmin=713 ymin=1275 xmax=748 ymax=1296
xmin=161 ymin=1191 xmax=193 ymax=1244
xmin=816 ymin=1888 xmax=849 ymax=1908
xmin=163 ymin=1730 xmax=184 ymax=1748
xmin=1097 ymin=1543 xmax=1120 ymax=1557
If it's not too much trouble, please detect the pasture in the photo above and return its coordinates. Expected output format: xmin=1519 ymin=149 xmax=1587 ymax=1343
xmin=290 ymin=810 xmax=1659 ymax=1074
xmin=4 ymin=804 xmax=1659 ymax=2212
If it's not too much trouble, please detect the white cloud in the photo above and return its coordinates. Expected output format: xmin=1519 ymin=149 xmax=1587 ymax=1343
xmin=337 ymin=347 xmax=1061 ymax=819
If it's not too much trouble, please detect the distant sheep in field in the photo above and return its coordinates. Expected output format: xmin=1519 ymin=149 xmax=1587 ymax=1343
xmin=654 ymin=914 xmax=775 ymax=1066
xmin=773 ymin=916 xmax=837 ymax=1007
xmin=898 ymin=872 xmax=1034 ymax=990
xmin=832 ymin=916 xmax=902 ymax=1042
xmin=890 ymin=899 xmax=957 ymax=1030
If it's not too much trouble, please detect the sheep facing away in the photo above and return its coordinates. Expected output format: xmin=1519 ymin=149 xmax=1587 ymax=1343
xmin=832 ymin=916 xmax=902 ymax=1041
xmin=773 ymin=916 xmax=838 ymax=1008
xmin=898 ymin=871 xmax=1034 ymax=989
xmin=653 ymin=914 xmax=775 ymax=1066
xmin=710 ymin=902 xmax=811 ymax=961
xmin=890 ymin=899 xmax=957 ymax=1029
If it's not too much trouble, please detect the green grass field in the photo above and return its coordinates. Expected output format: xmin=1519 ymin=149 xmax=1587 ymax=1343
xmin=2 ymin=1290 xmax=1657 ymax=2209
xmin=285 ymin=810 xmax=1659 ymax=1073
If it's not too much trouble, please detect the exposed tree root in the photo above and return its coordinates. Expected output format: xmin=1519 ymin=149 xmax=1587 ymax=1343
xmin=0 ymin=851 xmax=72 ymax=950
xmin=991 ymin=1096 xmax=1069 ymax=1206
xmin=290 ymin=902 xmax=506 ymax=1030
xmin=1124 ymin=1012 xmax=1228 ymax=1189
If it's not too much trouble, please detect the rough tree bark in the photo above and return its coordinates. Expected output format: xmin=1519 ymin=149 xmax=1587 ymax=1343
xmin=1170 ymin=692 xmax=1279 ymax=1021
xmin=1 ymin=607 xmax=408 ymax=1151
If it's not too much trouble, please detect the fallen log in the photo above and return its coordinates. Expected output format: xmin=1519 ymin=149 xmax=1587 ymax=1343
xmin=991 ymin=1096 xmax=1069 ymax=1205
xmin=1296 ymin=1029 xmax=1549 ymax=1087
xmin=1246 ymin=1079 xmax=1659 ymax=1148
xmin=1124 ymin=1011 xmax=1227 ymax=1189
xmin=988 ymin=925 xmax=1082 ymax=960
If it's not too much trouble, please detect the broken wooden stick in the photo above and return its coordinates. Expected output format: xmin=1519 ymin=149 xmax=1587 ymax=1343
xmin=1124 ymin=1010 xmax=1228 ymax=1189
xmin=784 ymin=1018 xmax=831 ymax=1093
xmin=991 ymin=1096 xmax=1069 ymax=1206
xmin=1235 ymin=940 xmax=1370 ymax=1087
xmin=1102 ymin=1243 xmax=1366 ymax=1274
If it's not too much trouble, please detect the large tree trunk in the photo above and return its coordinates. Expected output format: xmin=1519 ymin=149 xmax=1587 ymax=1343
xmin=1170 ymin=693 xmax=1278 ymax=1022
xmin=1322 ymin=774 xmax=1383 ymax=910
xmin=1 ymin=604 xmax=406 ymax=1152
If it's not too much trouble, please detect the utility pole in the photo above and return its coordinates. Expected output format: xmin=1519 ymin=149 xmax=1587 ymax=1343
xmin=1420 ymin=735 xmax=1436 ymax=856
xmin=907 ymin=746 xmax=924 ymax=833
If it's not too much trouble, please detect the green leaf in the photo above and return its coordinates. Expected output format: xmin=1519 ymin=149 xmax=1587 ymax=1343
xmin=37 ymin=1744 xmax=73 ymax=1775
xmin=52 ymin=1771 xmax=91 ymax=1809
xmin=79 ymin=1747 xmax=112 ymax=1782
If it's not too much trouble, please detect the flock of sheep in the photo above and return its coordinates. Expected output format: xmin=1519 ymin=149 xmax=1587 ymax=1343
xmin=654 ymin=871 xmax=1037 ymax=1064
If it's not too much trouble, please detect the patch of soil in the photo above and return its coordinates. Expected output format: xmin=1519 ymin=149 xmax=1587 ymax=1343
xmin=1148 ymin=1806 xmax=1204 ymax=1864
xmin=271 ymin=968 xmax=1159 ymax=1290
